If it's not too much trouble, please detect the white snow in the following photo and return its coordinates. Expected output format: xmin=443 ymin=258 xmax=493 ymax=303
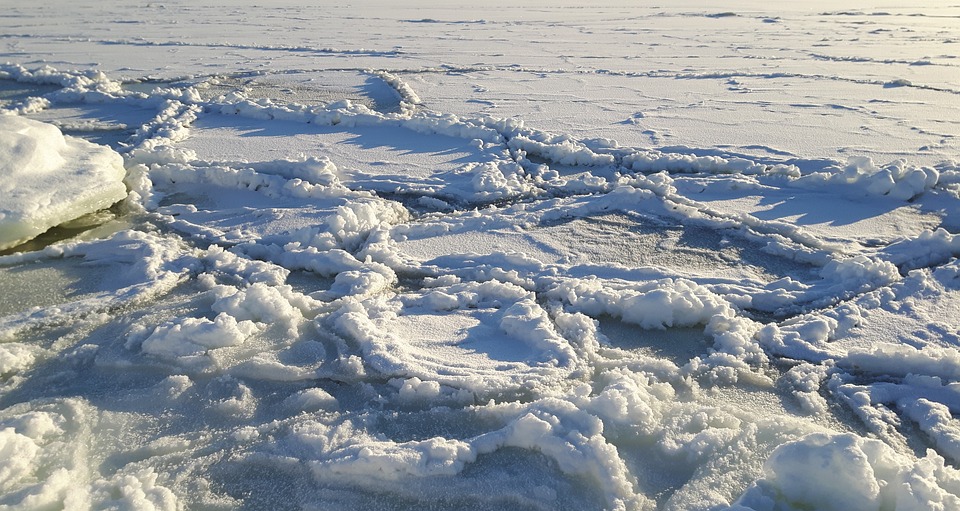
xmin=0 ymin=115 xmax=126 ymax=250
xmin=734 ymin=433 xmax=960 ymax=511
xmin=139 ymin=313 xmax=261 ymax=359
xmin=2 ymin=1 xmax=960 ymax=510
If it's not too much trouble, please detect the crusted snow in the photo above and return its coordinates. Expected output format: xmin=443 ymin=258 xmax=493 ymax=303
xmin=1 ymin=1 xmax=960 ymax=511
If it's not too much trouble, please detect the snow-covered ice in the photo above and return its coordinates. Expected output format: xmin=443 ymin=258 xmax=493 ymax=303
xmin=2 ymin=1 xmax=960 ymax=510
xmin=0 ymin=115 xmax=126 ymax=250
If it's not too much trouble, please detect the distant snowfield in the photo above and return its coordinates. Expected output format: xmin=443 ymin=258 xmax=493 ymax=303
xmin=1 ymin=1 xmax=960 ymax=510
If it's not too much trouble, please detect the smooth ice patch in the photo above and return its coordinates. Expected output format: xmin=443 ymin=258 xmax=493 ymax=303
xmin=0 ymin=257 xmax=110 ymax=317
xmin=0 ymin=79 xmax=59 ymax=108
xmin=178 ymin=112 xmax=505 ymax=197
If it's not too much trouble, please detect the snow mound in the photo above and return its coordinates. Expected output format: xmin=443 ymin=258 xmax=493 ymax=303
xmin=734 ymin=433 xmax=960 ymax=511
xmin=0 ymin=115 xmax=126 ymax=250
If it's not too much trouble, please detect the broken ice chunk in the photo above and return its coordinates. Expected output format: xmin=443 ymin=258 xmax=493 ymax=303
xmin=0 ymin=115 xmax=126 ymax=251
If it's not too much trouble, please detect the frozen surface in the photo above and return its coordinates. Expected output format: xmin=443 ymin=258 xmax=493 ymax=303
xmin=0 ymin=116 xmax=126 ymax=250
xmin=2 ymin=1 xmax=960 ymax=510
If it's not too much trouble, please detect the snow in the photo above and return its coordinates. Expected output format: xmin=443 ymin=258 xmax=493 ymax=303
xmin=734 ymin=433 xmax=960 ymax=511
xmin=139 ymin=313 xmax=261 ymax=359
xmin=2 ymin=1 xmax=960 ymax=510
xmin=0 ymin=115 xmax=126 ymax=250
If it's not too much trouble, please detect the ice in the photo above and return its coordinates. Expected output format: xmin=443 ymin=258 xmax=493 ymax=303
xmin=2 ymin=1 xmax=960 ymax=510
xmin=734 ymin=433 xmax=960 ymax=511
xmin=0 ymin=115 xmax=127 ymax=251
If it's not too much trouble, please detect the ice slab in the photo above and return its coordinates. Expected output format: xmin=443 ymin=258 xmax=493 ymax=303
xmin=0 ymin=116 xmax=127 ymax=251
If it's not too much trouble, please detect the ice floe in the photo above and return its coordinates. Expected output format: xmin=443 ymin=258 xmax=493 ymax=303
xmin=0 ymin=116 xmax=126 ymax=250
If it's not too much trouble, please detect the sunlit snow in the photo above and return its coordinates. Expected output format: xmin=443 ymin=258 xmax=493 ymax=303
xmin=0 ymin=116 xmax=126 ymax=250
xmin=2 ymin=1 xmax=960 ymax=510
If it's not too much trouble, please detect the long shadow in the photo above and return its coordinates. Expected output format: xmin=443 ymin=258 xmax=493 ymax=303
xmin=337 ymin=126 xmax=490 ymax=165
xmin=752 ymin=192 xmax=900 ymax=227
xmin=25 ymin=102 xmax=158 ymax=150
xmin=224 ymin=114 xmax=484 ymax=168
xmin=0 ymin=79 xmax=60 ymax=102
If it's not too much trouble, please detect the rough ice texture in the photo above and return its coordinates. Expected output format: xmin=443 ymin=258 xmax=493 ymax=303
xmin=546 ymin=277 xmax=733 ymax=330
xmin=140 ymin=313 xmax=261 ymax=359
xmin=2 ymin=3 xmax=960 ymax=511
xmin=0 ymin=115 xmax=127 ymax=250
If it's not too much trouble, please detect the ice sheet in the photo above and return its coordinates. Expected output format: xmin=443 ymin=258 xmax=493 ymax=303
xmin=1 ymin=2 xmax=960 ymax=510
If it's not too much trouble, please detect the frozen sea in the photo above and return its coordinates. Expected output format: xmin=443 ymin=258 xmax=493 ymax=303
xmin=1 ymin=1 xmax=960 ymax=510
